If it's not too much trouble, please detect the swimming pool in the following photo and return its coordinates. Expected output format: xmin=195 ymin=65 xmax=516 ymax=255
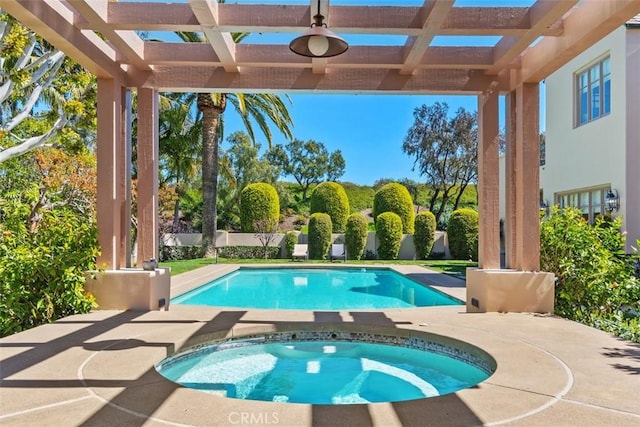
xmin=156 ymin=331 xmax=494 ymax=404
xmin=172 ymin=267 xmax=461 ymax=309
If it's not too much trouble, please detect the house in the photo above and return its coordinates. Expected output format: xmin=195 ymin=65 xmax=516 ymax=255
xmin=540 ymin=15 xmax=640 ymax=251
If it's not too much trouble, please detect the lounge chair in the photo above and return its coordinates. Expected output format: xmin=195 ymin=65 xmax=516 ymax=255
xmin=330 ymin=244 xmax=346 ymax=261
xmin=292 ymin=244 xmax=308 ymax=261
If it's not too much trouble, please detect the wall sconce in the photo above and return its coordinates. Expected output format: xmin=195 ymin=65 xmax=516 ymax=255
xmin=289 ymin=0 xmax=348 ymax=58
xmin=605 ymin=189 xmax=619 ymax=213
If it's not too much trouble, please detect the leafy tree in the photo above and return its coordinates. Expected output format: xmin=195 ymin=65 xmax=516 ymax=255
xmin=267 ymin=139 xmax=345 ymax=201
xmin=309 ymin=181 xmax=350 ymax=232
xmin=447 ymin=208 xmax=478 ymax=261
xmin=402 ymin=102 xmax=477 ymax=225
xmin=0 ymin=12 xmax=96 ymax=162
xmin=253 ymin=218 xmax=279 ymax=259
xmin=176 ymin=28 xmax=293 ymax=257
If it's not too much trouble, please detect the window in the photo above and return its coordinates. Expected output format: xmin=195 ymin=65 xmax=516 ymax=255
xmin=555 ymin=186 xmax=609 ymax=223
xmin=576 ymin=56 xmax=611 ymax=126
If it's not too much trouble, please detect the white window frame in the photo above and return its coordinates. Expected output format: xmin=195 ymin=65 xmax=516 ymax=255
xmin=554 ymin=185 xmax=610 ymax=223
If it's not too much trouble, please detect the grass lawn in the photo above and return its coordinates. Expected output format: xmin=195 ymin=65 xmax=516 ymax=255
xmin=160 ymin=258 xmax=477 ymax=277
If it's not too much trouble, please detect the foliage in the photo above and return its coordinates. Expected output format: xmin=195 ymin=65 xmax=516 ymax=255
xmin=217 ymin=131 xmax=280 ymax=230
xmin=447 ymin=208 xmax=478 ymax=261
xmin=308 ymin=212 xmax=332 ymax=260
xmin=1 ymin=12 xmax=97 ymax=162
xmin=284 ymin=231 xmax=299 ymax=258
xmin=0 ymin=203 xmax=98 ymax=337
xmin=373 ymin=182 xmax=415 ymax=234
xmin=267 ymin=139 xmax=346 ymax=201
xmin=309 ymin=181 xmax=350 ymax=233
xmin=345 ymin=213 xmax=368 ymax=261
xmin=217 ymin=245 xmax=280 ymax=260
xmin=341 ymin=182 xmax=375 ymax=213
xmin=239 ymin=182 xmax=279 ymax=233
xmin=541 ymin=207 xmax=640 ymax=342
xmin=402 ymin=102 xmax=477 ymax=225
xmin=414 ymin=211 xmax=437 ymax=260
xmin=159 ymin=245 xmax=205 ymax=262
xmin=376 ymin=212 xmax=403 ymax=260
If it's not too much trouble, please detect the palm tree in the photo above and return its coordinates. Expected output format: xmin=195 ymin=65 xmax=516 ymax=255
xmin=178 ymin=28 xmax=294 ymax=257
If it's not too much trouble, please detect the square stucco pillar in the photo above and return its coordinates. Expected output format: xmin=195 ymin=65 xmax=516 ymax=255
xmin=136 ymin=88 xmax=160 ymax=265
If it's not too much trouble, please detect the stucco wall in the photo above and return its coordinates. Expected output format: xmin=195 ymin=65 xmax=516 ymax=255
xmin=542 ymin=26 xmax=640 ymax=250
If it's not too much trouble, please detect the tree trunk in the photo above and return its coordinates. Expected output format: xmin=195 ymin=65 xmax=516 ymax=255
xmin=198 ymin=93 xmax=225 ymax=258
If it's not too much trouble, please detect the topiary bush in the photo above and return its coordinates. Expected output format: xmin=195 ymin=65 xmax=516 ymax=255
xmin=239 ymin=182 xmax=280 ymax=233
xmin=541 ymin=207 xmax=640 ymax=343
xmin=345 ymin=213 xmax=368 ymax=260
xmin=447 ymin=208 xmax=478 ymax=261
xmin=284 ymin=231 xmax=299 ymax=259
xmin=372 ymin=182 xmax=415 ymax=234
xmin=414 ymin=211 xmax=437 ymax=260
xmin=310 ymin=182 xmax=350 ymax=233
xmin=376 ymin=211 xmax=403 ymax=260
xmin=217 ymin=246 xmax=281 ymax=259
xmin=308 ymin=212 xmax=332 ymax=260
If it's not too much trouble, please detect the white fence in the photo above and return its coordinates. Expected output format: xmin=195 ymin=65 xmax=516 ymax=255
xmin=162 ymin=231 xmax=451 ymax=260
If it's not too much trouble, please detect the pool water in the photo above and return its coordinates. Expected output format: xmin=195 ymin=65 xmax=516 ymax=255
xmin=172 ymin=268 xmax=461 ymax=309
xmin=157 ymin=339 xmax=491 ymax=404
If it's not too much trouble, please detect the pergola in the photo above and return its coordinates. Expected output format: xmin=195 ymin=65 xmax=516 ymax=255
xmin=4 ymin=0 xmax=640 ymax=311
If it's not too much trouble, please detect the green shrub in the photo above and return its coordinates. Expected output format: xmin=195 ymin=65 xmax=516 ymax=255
xmin=308 ymin=212 xmax=332 ymax=259
xmin=373 ymin=183 xmax=415 ymax=234
xmin=217 ymin=245 xmax=280 ymax=259
xmin=345 ymin=213 xmax=368 ymax=260
xmin=285 ymin=231 xmax=299 ymax=258
xmin=310 ymin=182 xmax=350 ymax=233
xmin=0 ymin=208 xmax=98 ymax=337
xmin=447 ymin=208 xmax=478 ymax=261
xmin=414 ymin=211 xmax=437 ymax=260
xmin=159 ymin=245 xmax=205 ymax=262
xmin=376 ymin=211 xmax=403 ymax=260
xmin=541 ymin=207 xmax=640 ymax=340
xmin=239 ymin=183 xmax=279 ymax=233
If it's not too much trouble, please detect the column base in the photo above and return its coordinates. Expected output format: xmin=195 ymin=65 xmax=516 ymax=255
xmin=84 ymin=268 xmax=171 ymax=311
xmin=466 ymin=268 xmax=555 ymax=313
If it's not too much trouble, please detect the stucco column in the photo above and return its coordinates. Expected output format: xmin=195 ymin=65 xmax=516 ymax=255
xmin=136 ymin=88 xmax=160 ymax=264
xmin=96 ymin=78 xmax=124 ymax=269
xmin=120 ymin=89 xmax=132 ymax=267
xmin=506 ymin=82 xmax=540 ymax=271
xmin=477 ymin=90 xmax=500 ymax=269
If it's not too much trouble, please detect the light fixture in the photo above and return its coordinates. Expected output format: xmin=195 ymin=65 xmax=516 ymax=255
xmin=605 ymin=189 xmax=619 ymax=213
xmin=289 ymin=0 xmax=348 ymax=58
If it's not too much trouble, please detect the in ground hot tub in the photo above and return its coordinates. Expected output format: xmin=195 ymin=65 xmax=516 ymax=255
xmin=156 ymin=330 xmax=495 ymax=405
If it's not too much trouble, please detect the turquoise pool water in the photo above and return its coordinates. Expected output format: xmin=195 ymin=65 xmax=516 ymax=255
xmin=156 ymin=334 xmax=492 ymax=404
xmin=172 ymin=268 xmax=461 ymax=309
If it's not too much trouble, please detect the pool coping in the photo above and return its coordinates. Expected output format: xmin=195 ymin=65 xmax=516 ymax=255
xmin=1 ymin=264 xmax=639 ymax=426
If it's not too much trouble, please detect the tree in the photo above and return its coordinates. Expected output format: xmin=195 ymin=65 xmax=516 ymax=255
xmin=267 ymin=139 xmax=346 ymax=201
xmin=177 ymin=28 xmax=293 ymax=257
xmin=402 ymin=102 xmax=477 ymax=225
xmin=0 ymin=12 xmax=96 ymax=163
xmin=309 ymin=181 xmax=350 ymax=233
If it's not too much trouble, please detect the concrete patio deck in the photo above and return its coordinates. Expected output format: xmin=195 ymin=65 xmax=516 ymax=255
xmin=1 ymin=265 xmax=639 ymax=426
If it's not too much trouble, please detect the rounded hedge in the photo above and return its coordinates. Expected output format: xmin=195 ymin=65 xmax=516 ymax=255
xmin=414 ymin=211 xmax=437 ymax=260
xmin=345 ymin=213 xmax=368 ymax=261
xmin=284 ymin=231 xmax=299 ymax=259
xmin=308 ymin=212 xmax=332 ymax=260
xmin=239 ymin=182 xmax=280 ymax=233
xmin=376 ymin=211 xmax=403 ymax=260
xmin=447 ymin=208 xmax=478 ymax=261
xmin=309 ymin=182 xmax=350 ymax=233
xmin=373 ymin=183 xmax=415 ymax=234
